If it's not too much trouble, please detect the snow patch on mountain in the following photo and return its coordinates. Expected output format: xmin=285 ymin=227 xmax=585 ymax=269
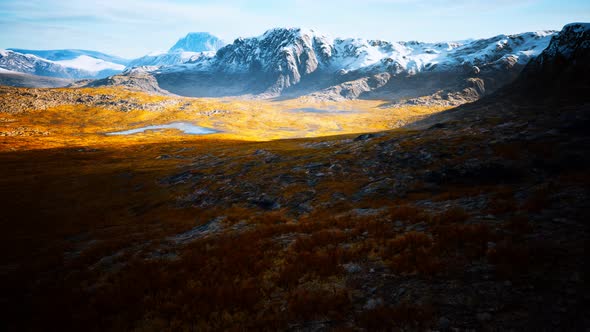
xmin=127 ymin=51 xmax=214 ymax=68
xmin=54 ymin=55 xmax=125 ymax=73
xmin=7 ymin=49 xmax=129 ymax=65
xmin=0 ymin=67 xmax=20 ymax=74
xmin=0 ymin=49 xmax=124 ymax=79
xmin=127 ymin=32 xmax=224 ymax=68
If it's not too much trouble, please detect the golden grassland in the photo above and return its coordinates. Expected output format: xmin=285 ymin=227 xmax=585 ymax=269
xmin=0 ymin=86 xmax=448 ymax=151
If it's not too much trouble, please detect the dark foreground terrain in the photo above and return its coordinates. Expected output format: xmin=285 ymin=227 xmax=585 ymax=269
xmin=1 ymin=90 xmax=589 ymax=330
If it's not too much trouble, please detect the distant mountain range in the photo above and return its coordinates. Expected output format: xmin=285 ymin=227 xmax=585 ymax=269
xmin=6 ymin=49 xmax=130 ymax=65
xmin=1 ymin=24 xmax=588 ymax=105
xmin=0 ymin=32 xmax=224 ymax=80
xmin=126 ymin=32 xmax=225 ymax=68
xmin=0 ymin=49 xmax=127 ymax=79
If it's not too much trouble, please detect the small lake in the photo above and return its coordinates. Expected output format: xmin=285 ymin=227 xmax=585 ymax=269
xmin=106 ymin=122 xmax=218 ymax=136
xmin=286 ymin=108 xmax=358 ymax=114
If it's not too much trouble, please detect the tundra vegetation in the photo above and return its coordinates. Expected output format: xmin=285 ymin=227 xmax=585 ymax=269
xmin=1 ymin=83 xmax=588 ymax=331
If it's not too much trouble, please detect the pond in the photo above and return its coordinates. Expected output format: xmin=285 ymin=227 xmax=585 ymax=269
xmin=106 ymin=122 xmax=218 ymax=136
xmin=286 ymin=108 xmax=359 ymax=114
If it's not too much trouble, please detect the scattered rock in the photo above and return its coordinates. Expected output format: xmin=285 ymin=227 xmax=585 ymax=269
xmin=249 ymin=194 xmax=280 ymax=210
xmin=352 ymin=208 xmax=386 ymax=216
xmin=354 ymin=133 xmax=382 ymax=141
xmin=168 ymin=216 xmax=225 ymax=244
xmin=343 ymin=263 xmax=362 ymax=274
xmin=428 ymin=122 xmax=447 ymax=130
xmin=159 ymin=170 xmax=200 ymax=185
xmin=364 ymin=298 xmax=384 ymax=310
xmin=439 ymin=316 xmax=451 ymax=330
xmin=477 ymin=312 xmax=492 ymax=322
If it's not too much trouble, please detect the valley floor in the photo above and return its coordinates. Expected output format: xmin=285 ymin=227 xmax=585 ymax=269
xmin=0 ymin=86 xmax=447 ymax=151
xmin=0 ymin=86 xmax=588 ymax=331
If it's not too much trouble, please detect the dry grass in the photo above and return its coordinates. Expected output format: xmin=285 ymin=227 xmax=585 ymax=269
xmin=521 ymin=185 xmax=551 ymax=212
xmin=356 ymin=303 xmax=435 ymax=331
xmin=287 ymin=286 xmax=351 ymax=320
xmin=383 ymin=232 xmax=441 ymax=275
xmin=487 ymin=240 xmax=531 ymax=279
xmin=0 ymin=86 xmax=452 ymax=151
xmin=2 ymin=85 xmax=578 ymax=330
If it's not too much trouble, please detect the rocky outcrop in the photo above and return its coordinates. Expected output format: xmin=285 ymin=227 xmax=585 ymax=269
xmin=518 ymin=23 xmax=590 ymax=95
xmin=86 ymin=67 xmax=174 ymax=95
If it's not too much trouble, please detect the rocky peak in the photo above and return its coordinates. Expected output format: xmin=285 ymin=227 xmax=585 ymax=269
xmin=519 ymin=23 xmax=590 ymax=93
xmin=542 ymin=23 xmax=590 ymax=59
xmin=169 ymin=32 xmax=225 ymax=53
xmin=212 ymin=28 xmax=334 ymax=92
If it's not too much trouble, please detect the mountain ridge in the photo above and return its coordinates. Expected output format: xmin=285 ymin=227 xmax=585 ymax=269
xmin=7 ymin=48 xmax=130 ymax=65
xmin=0 ymin=49 xmax=126 ymax=79
xmin=145 ymin=26 xmax=556 ymax=103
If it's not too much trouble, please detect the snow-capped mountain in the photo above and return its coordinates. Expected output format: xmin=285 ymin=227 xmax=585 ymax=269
xmin=169 ymin=32 xmax=225 ymax=53
xmin=0 ymin=33 xmax=226 ymax=79
xmin=127 ymin=51 xmax=215 ymax=68
xmin=0 ymin=49 xmax=127 ymax=79
xmin=4 ymin=25 xmax=581 ymax=104
xmin=148 ymin=27 xmax=555 ymax=100
xmin=127 ymin=32 xmax=225 ymax=68
xmin=7 ymin=49 xmax=129 ymax=65
xmin=229 ymin=28 xmax=549 ymax=76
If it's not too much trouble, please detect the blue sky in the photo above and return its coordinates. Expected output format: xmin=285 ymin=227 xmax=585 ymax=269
xmin=0 ymin=0 xmax=589 ymax=58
